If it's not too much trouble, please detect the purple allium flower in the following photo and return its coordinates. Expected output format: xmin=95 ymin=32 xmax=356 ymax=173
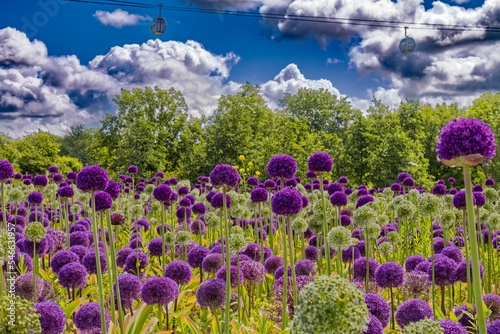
xmin=89 ymin=191 xmax=113 ymax=212
xmin=294 ymin=259 xmax=316 ymax=277
xmin=196 ymin=278 xmax=226 ymax=309
xmin=66 ymin=171 xmax=77 ymax=180
xmin=436 ymin=118 xmax=496 ymax=167
xmin=69 ymin=231 xmax=90 ymax=248
xmin=179 ymin=197 xmax=191 ymax=208
xmin=125 ymin=251 xmax=149 ymax=276
xmin=338 ymin=176 xmax=348 ymax=184
xmin=113 ymin=248 xmax=131 ymax=269
xmin=176 ymin=206 xmax=192 ymax=220
xmin=264 ymin=255 xmax=284 ymax=274
xmin=273 ymin=276 xmax=314 ymax=316
xmin=202 ymin=253 xmax=222 ymax=274
xmin=58 ymin=262 xmax=88 ymax=289
xmin=148 ymin=237 xmax=167 ymax=257
xmin=375 ymin=261 xmax=405 ymax=288
xmin=484 ymin=293 xmax=500 ymax=321
xmin=240 ymin=260 xmax=266 ymax=284
xmin=216 ymin=265 xmax=244 ymax=287
xmin=57 ymin=186 xmax=74 ymax=198
xmin=267 ymin=155 xmax=297 ymax=181
xmin=15 ymin=272 xmax=44 ymax=301
xmin=439 ymin=319 xmax=467 ymax=334
xmin=357 ymin=189 xmax=368 ymax=196
xmin=363 ymin=313 xmax=384 ymax=334
xmin=486 ymin=178 xmax=495 ymax=187
xmin=125 ymin=176 xmax=133 ymax=184
xmin=23 ymin=179 xmax=31 ymax=185
xmin=405 ymin=254 xmax=426 ymax=273
xmin=264 ymin=179 xmax=276 ymax=189
xmin=127 ymin=165 xmax=138 ymax=174
xmin=431 ymin=255 xmax=457 ymax=287
xmin=271 ymin=187 xmax=302 ymax=216
xmin=165 ymin=260 xmax=193 ymax=285
xmin=192 ymin=203 xmax=206 ymax=216
xmin=53 ymin=174 xmax=63 ymax=183
xmin=441 ymin=246 xmax=463 ymax=264
xmin=105 ymin=180 xmax=121 ymax=200
xmin=69 ymin=245 xmax=88 ymax=261
xmin=339 ymin=215 xmax=352 ymax=227
xmin=403 ymin=177 xmax=415 ymax=187
xmin=432 ymin=184 xmax=447 ymax=195
xmin=33 ymin=175 xmax=48 ymax=187
xmin=326 ymin=182 xmax=344 ymax=196
xmin=35 ymin=301 xmax=65 ymax=334
xmin=474 ymin=191 xmax=487 ymax=207
xmin=0 ymin=160 xmax=14 ymax=181
xmin=356 ymin=195 xmax=374 ymax=208
xmin=365 ymin=293 xmax=391 ymax=328
xmin=48 ymin=166 xmax=59 ymax=174
xmin=454 ymin=303 xmax=477 ymax=329
xmin=250 ymin=188 xmax=269 ymax=203
xmin=398 ymin=172 xmax=411 ymax=183
xmin=453 ymin=190 xmax=475 ymax=210
xmin=455 ymin=258 xmax=484 ymax=283
xmin=76 ymin=166 xmax=109 ymax=193
xmin=307 ymin=152 xmax=333 ymax=173
xmin=177 ymin=186 xmax=189 ymax=197
xmin=211 ymin=193 xmax=231 ymax=209
xmin=353 ymin=257 xmax=379 ymax=282
xmin=75 ymin=302 xmax=110 ymax=334
xmin=304 ymin=246 xmax=318 ymax=262
xmin=115 ymin=273 xmax=142 ymax=302
xmin=141 ymin=277 xmax=178 ymax=306
xmin=488 ymin=321 xmax=500 ymax=334
xmin=247 ymin=177 xmax=259 ymax=188
xmin=153 ymin=184 xmax=172 ymax=202
xmin=242 ymin=243 xmax=262 ymax=261
xmin=305 ymin=170 xmax=316 ymax=179
xmin=473 ymin=184 xmax=484 ymax=192
xmin=210 ymin=164 xmax=240 ymax=188
xmin=82 ymin=250 xmax=107 ymax=275
xmin=190 ymin=219 xmax=206 ymax=235
xmin=187 ymin=246 xmax=210 ymax=269
xmin=342 ymin=246 xmax=360 ymax=263
xmin=396 ymin=299 xmax=433 ymax=328
xmin=330 ymin=191 xmax=348 ymax=207
xmin=50 ymin=250 xmax=79 ymax=274
xmin=28 ymin=191 xmax=43 ymax=204
xmin=275 ymin=265 xmax=292 ymax=280
xmin=23 ymin=238 xmax=49 ymax=257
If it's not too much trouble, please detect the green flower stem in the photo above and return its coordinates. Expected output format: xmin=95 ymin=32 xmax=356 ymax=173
xmin=160 ymin=203 xmax=167 ymax=275
xmin=1 ymin=182 xmax=6 ymax=230
xmin=431 ymin=222 xmax=436 ymax=319
xmin=287 ymin=216 xmax=298 ymax=308
xmin=337 ymin=248 xmax=342 ymax=278
xmin=223 ymin=187 xmax=231 ymax=334
xmin=462 ymin=209 xmax=472 ymax=302
xmin=319 ymin=174 xmax=332 ymax=275
xmin=106 ymin=210 xmax=124 ymax=334
xmin=99 ymin=213 xmax=116 ymax=326
xmin=237 ymin=253 xmax=241 ymax=323
xmin=91 ymin=192 xmax=107 ymax=334
xmin=281 ymin=214 xmax=288 ymax=329
xmin=157 ymin=304 xmax=163 ymax=331
xmin=268 ymin=198 xmax=274 ymax=255
xmin=219 ymin=209 xmax=225 ymax=266
xmin=390 ymin=287 xmax=395 ymax=330
xmin=463 ymin=165 xmax=487 ymax=334
xmin=258 ymin=203 xmax=264 ymax=265
xmin=33 ymin=242 xmax=37 ymax=302
xmin=64 ymin=200 xmax=70 ymax=249
xmin=365 ymin=234 xmax=370 ymax=293
xmin=300 ymin=233 xmax=306 ymax=259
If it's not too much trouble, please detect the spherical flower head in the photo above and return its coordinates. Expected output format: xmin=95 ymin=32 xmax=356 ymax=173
xmin=250 ymin=188 xmax=269 ymax=203
xmin=474 ymin=191 xmax=486 ymax=207
xmin=33 ymin=175 xmax=48 ymax=187
xmin=141 ymin=276 xmax=178 ymax=306
xmin=398 ymin=172 xmax=411 ymax=183
xmin=216 ymin=265 xmax=244 ymax=288
xmin=89 ymin=191 xmax=113 ymax=212
xmin=271 ymin=187 xmax=303 ymax=216
xmin=28 ymin=191 xmax=44 ymax=205
xmin=247 ymin=177 xmax=259 ymax=187
xmin=484 ymin=293 xmax=500 ymax=321
xmin=397 ymin=202 xmax=417 ymax=220
xmin=375 ymin=261 xmax=405 ymax=288
xmin=202 ymin=253 xmax=222 ymax=274
xmin=69 ymin=245 xmax=88 ymax=261
xmin=82 ymin=250 xmax=107 ymax=275
xmin=353 ymin=206 xmax=377 ymax=229
xmin=152 ymin=184 xmax=172 ymax=203
xmin=124 ymin=251 xmax=149 ymax=276
xmin=192 ymin=202 xmax=206 ymax=216
xmin=179 ymin=197 xmax=192 ymax=208
xmin=356 ymin=195 xmax=375 ymax=209
xmin=0 ymin=160 xmax=14 ymax=182
xmin=432 ymin=184 xmax=447 ymax=195
xmin=438 ymin=320 xmax=467 ymax=334
xmin=454 ymin=303 xmax=476 ymax=329
xmin=365 ymin=293 xmax=391 ymax=328
xmin=455 ymin=258 xmax=484 ymax=283
xmin=292 ymin=218 xmax=308 ymax=233
xmin=187 ymin=246 xmax=210 ymax=269
xmin=308 ymin=152 xmax=333 ymax=173
xmin=441 ymin=246 xmax=463 ymax=264
xmin=115 ymin=273 xmax=142 ymax=302
xmin=295 ymin=259 xmax=316 ymax=277
xmin=210 ymin=164 xmax=240 ymax=189
xmin=47 ymin=165 xmax=59 ymax=174
xmin=105 ymin=180 xmax=121 ymax=200
xmin=405 ymin=254 xmax=426 ymax=273
xmin=340 ymin=214 xmax=352 ymax=227
xmin=429 ymin=255 xmax=457 ymax=287
xmin=486 ymin=178 xmax=495 ymax=187
xmin=76 ymin=166 xmax=109 ymax=193
xmin=327 ymin=226 xmax=351 ymax=251
xmin=436 ymin=118 xmax=496 ymax=167
xmin=396 ymin=299 xmax=434 ymax=329
xmin=267 ymin=155 xmax=297 ymax=181
xmin=291 ymin=275 xmax=369 ymax=334
xmin=165 ymin=260 xmax=193 ymax=285
xmin=242 ymin=242 xmax=262 ymax=261
xmin=50 ymin=250 xmax=79 ymax=275
xmin=330 ymin=191 xmax=348 ymax=207
xmin=403 ymin=177 xmax=415 ymax=187
xmin=363 ymin=313 xmax=384 ymax=334
xmin=453 ymin=190 xmax=473 ymax=210
xmin=353 ymin=257 xmax=379 ymax=282
xmin=211 ymin=193 xmax=231 ymax=209
xmin=25 ymin=222 xmax=47 ymax=242
xmin=196 ymin=278 xmax=226 ymax=309
xmin=264 ymin=179 xmax=276 ymax=189
xmin=57 ymin=186 xmax=74 ymax=198
xmin=69 ymin=231 xmax=90 ymax=248
xmin=75 ymin=302 xmax=110 ymax=334
xmin=264 ymin=255 xmax=283 ymax=274
xmin=240 ymin=260 xmax=266 ymax=284
xmin=115 ymin=248 xmax=134 ymax=268
xmin=14 ymin=272 xmax=44 ymax=301
xmin=402 ymin=318 xmax=444 ymax=334
xmin=127 ymin=165 xmax=138 ymax=174
xmin=34 ymin=301 xmax=65 ymax=334
xmin=147 ymin=237 xmax=167 ymax=257
xmin=58 ymin=262 xmax=88 ymax=289
xmin=65 ymin=171 xmax=77 ymax=180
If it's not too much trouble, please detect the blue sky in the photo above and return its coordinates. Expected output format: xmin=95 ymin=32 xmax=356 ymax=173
xmin=0 ymin=0 xmax=498 ymax=136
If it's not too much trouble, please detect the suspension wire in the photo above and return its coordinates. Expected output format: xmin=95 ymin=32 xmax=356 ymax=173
xmin=63 ymin=0 xmax=500 ymax=33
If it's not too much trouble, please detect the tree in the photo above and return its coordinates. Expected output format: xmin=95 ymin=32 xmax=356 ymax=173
xmin=15 ymin=131 xmax=61 ymax=175
xmin=58 ymin=125 xmax=95 ymax=165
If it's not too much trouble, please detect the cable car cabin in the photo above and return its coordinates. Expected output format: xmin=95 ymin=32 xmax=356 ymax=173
xmin=399 ymin=36 xmax=416 ymax=54
xmin=151 ymin=16 xmax=166 ymax=36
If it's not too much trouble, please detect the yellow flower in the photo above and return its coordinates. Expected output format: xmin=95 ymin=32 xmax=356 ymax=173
xmin=246 ymin=168 xmax=250 ymax=172
xmin=256 ymin=171 xmax=261 ymax=176
xmin=248 ymin=161 xmax=254 ymax=167
xmin=239 ymin=155 xmax=245 ymax=161
xmin=233 ymin=166 xmax=238 ymax=170
xmin=239 ymin=168 xmax=245 ymax=173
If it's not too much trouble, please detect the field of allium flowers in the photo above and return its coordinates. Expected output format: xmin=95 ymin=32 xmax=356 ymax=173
xmin=0 ymin=117 xmax=499 ymax=334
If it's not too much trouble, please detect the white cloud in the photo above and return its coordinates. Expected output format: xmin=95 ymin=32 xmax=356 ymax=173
xmin=94 ymin=9 xmax=152 ymax=28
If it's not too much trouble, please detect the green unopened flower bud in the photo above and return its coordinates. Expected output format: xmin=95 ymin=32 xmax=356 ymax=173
xmin=364 ymin=223 xmax=381 ymax=240
xmin=144 ymin=184 xmax=155 ymax=196
xmin=353 ymin=206 xmax=376 ymax=229
xmin=229 ymin=233 xmax=246 ymax=253
xmin=417 ymin=193 xmax=441 ymax=218
xmin=128 ymin=204 xmax=144 ymax=220
xmin=165 ymin=231 xmax=175 ymax=244
xmin=292 ymin=218 xmax=308 ymax=233
xmin=487 ymin=213 xmax=500 ymax=231
xmin=175 ymin=231 xmax=191 ymax=245
xmin=484 ymin=188 xmax=498 ymax=203
xmin=150 ymin=201 xmax=161 ymax=213
xmin=402 ymin=318 xmax=444 ymax=334
xmin=70 ymin=203 xmax=81 ymax=214
xmin=377 ymin=214 xmax=389 ymax=226
xmin=440 ymin=210 xmax=456 ymax=230
xmin=386 ymin=231 xmax=402 ymax=245
xmin=327 ymin=226 xmax=352 ymax=251
xmin=24 ymin=222 xmax=46 ymax=242
xmin=231 ymin=226 xmax=244 ymax=235
xmin=378 ymin=242 xmax=394 ymax=257
xmin=397 ymin=202 xmax=417 ymax=220
xmin=204 ymin=212 xmax=219 ymax=228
